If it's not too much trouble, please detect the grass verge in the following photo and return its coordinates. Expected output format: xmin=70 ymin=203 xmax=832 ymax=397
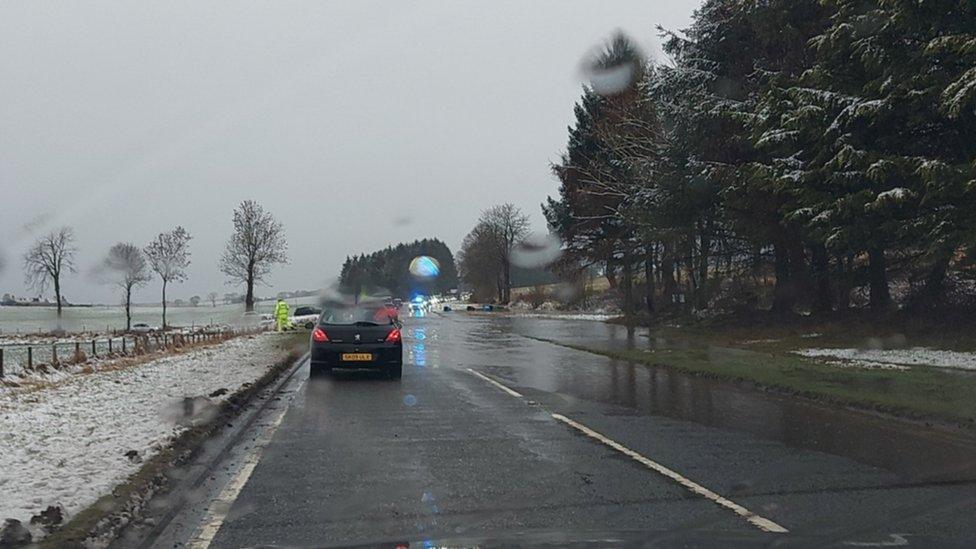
xmin=528 ymin=335 xmax=976 ymax=429
xmin=39 ymin=332 xmax=308 ymax=548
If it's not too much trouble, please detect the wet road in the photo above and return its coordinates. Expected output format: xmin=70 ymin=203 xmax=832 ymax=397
xmin=164 ymin=313 xmax=976 ymax=547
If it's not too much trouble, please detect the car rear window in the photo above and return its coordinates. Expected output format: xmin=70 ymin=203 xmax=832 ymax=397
xmin=319 ymin=305 xmax=396 ymax=326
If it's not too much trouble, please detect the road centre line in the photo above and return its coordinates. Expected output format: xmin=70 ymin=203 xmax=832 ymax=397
xmin=466 ymin=368 xmax=523 ymax=398
xmin=464 ymin=369 xmax=787 ymax=532
xmin=551 ymin=413 xmax=789 ymax=534
xmin=462 ymin=368 xmax=788 ymax=534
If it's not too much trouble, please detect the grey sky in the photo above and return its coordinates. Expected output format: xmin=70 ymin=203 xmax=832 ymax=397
xmin=1 ymin=0 xmax=698 ymax=304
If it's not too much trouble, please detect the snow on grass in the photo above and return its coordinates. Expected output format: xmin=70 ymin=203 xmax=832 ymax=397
xmin=509 ymin=312 xmax=615 ymax=322
xmin=794 ymin=347 xmax=976 ymax=371
xmin=0 ymin=333 xmax=285 ymax=528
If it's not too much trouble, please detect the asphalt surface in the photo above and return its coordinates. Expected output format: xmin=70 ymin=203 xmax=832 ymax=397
xmin=159 ymin=312 xmax=976 ymax=547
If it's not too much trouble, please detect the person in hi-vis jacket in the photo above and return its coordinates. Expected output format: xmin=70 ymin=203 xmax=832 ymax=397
xmin=275 ymin=299 xmax=291 ymax=332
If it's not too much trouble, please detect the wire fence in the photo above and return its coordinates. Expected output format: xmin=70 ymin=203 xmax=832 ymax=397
xmin=0 ymin=326 xmax=266 ymax=378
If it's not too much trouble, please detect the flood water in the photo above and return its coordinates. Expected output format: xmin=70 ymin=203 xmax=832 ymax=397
xmin=0 ymin=296 xmax=319 ymax=335
xmin=491 ymin=316 xmax=976 ymax=484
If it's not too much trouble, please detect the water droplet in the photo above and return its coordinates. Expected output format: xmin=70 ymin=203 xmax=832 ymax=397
xmin=409 ymin=256 xmax=440 ymax=278
xmin=585 ymin=62 xmax=635 ymax=95
xmin=404 ymin=394 xmax=417 ymax=406
xmin=579 ymin=33 xmax=643 ymax=96
xmin=510 ymin=233 xmax=562 ymax=268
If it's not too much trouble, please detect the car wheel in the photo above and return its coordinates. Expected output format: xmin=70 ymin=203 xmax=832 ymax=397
xmin=305 ymin=321 xmax=314 ymax=329
xmin=388 ymin=363 xmax=402 ymax=380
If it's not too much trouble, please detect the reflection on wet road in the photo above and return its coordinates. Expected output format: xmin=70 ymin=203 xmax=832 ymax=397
xmin=196 ymin=312 xmax=976 ymax=547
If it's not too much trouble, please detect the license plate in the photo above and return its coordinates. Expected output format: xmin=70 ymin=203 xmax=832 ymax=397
xmin=341 ymin=353 xmax=372 ymax=361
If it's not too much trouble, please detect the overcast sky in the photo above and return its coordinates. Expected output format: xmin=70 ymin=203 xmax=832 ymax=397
xmin=0 ymin=0 xmax=699 ymax=304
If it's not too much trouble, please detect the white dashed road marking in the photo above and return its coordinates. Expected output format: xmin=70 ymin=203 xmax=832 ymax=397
xmin=551 ymin=413 xmax=789 ymax=533
xmin=465 ymin=368 xmax=788 ymax=534
xmin=466 ymin=368 xmax=523 ymax=398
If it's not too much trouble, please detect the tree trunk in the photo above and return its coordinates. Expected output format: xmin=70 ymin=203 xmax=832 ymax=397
xmin=605 ymin=257 xmax=618 ymax=289
xmin=920 ymin=248 xmax=953 ymax=307
xmin=835 ymin=254 xmax=852 ymax=310
xmin=644 ymin=246 xmax=655 ymax=315
xmin=54 ymin=276 xmax=63 ymax=321
xmin=501 ymin=258 xmax=511 ymax=303
xmin=125 ymin=286 xmax=132 ymax=331
xmin=771 ymin=243 xmax=794 ymax=314
xmin=809 ymin=242 xmax=832 ymax=314
xmin=698 ymin=232 xmax=710 ymax=299
xmin=162 ymin=280 xmax=168 ymax=329
xmin=245 ymin=274 xmax=255 ymax=312
xmin=661 ymin=241 xmax=676 ymax=308
xmin=620 ymin=252 xmax=634 ymax=318
xmin=868 ymin=247 xmax=891 ymax=311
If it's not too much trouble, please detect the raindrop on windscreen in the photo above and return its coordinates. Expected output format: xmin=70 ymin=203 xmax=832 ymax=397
xmin=409 ymin=256 xmax=440 ymax=278
xmin=584 ymin=62 xmax=635 ymax=96
xmin=403 ymin=394 xmax=417 ymax=407
xmin=578 ymin=34 xmax=642 ymax=96
xmin=510 ymin=233 xmax=562 ymax=269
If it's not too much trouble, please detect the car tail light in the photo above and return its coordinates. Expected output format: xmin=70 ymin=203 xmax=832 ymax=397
xmin=312 ymin=327 xmax=329 ymax=342
xmin=385 ymin=328 xmax=401 ymax=343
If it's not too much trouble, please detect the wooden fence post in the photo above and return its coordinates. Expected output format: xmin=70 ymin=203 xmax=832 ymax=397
xmin=75 ymin=341 xmax=81 ymax=362
xmin=122 ymin=337 xmax=127 ymax=354
xmin=0 ymin=348 xmax=4 ymax=378
xmin=52 ymin=343 xmax=58 ymax=365
xmin=108 ymin=338 xmax=113 ymax=354
xmin=91 ymin=339 xmax=97 ymax=357
xmin=28 ymin=347 xmax=33 ymax=369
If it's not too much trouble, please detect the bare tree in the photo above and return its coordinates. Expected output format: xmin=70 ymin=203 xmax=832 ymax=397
xmin=458 ymin=221 xmax=505 ymax=302
xmin=101 ymin=242 xmax=151 ymax=331
xmin=207 ymin=292 xmax=219 ymax=307
xmin=23 ymin=226 xmax=77 ymax=324
xmin=480 ymin=204 xmax=530 ymax=303
xmin=220 ymin=200 xmax=288 ymax=312
xmin=144 ymin=227 xmax=192 ymax=329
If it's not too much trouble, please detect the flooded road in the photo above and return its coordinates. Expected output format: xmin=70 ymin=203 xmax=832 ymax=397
xmin=498 ymin=316 xmax=976 ymax=484
xmin=155 ymin=312 xmax=976 ymax=548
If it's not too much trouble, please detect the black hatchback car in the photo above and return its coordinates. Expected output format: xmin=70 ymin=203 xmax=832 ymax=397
xmin=310 ymin=302 xmax=402 ymax=379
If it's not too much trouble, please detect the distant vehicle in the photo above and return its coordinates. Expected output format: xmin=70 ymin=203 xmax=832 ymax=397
xmin=129 ymin=323 xmax=158 ymax=334
xmin=310 ymin=301 xmax=402 ymax=379
xmin=291 ymin=306 xmax=321 ymax=329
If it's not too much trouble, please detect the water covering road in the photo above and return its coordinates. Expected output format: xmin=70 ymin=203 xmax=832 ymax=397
xmin=151 ymin=312 xmax=976 ymax=547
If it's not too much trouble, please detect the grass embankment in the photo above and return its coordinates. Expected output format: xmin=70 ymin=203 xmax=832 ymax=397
xmin=530 ymin=316 xmax=976 ymax=428
xmin=40 ymin=331 xmax=309 ymax=548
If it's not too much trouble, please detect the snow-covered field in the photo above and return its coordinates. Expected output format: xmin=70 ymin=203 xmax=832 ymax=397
xmin=0 ymin=333 xmax=287 ymax=530
xmin=794 ymin=347 xmax=976 ymax=371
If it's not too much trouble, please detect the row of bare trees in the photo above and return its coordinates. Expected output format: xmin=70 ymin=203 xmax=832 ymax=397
xmin=20 ymin=200 xmax=288 ymax=331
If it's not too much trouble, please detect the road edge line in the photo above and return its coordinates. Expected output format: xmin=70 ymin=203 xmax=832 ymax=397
xmin=466 ymin=368 xmax=523 ymax=398
xmin=188 ymin=380 xmax=295 ymax=549
xmin=550 ymin=413 xmax=789 ymax=534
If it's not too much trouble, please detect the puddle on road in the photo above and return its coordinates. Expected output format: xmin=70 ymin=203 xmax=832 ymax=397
xmin=499 ymin=317 xmax=976 ymax=484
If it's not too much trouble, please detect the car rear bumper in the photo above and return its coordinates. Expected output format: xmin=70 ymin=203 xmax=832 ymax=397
xmin=310 ymin=343 xmax=402 ymax=369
